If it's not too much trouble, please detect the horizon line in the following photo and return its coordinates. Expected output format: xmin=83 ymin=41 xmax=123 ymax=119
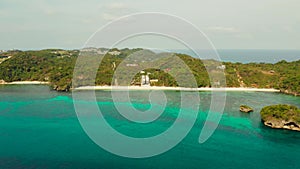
xmin=2 ymin=48 xmax=300 ymax=51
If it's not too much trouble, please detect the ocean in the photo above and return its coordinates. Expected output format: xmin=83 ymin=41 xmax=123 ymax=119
xmin=0 ymin=85 xmax=299 ymax=169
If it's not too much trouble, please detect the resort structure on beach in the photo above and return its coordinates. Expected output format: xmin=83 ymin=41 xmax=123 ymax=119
xmin=141 ymin=71 xmax=150 ymax=87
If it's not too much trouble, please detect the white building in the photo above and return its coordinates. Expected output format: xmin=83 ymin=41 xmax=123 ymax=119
xmin=0 ymin=50 xmax=7 ymax=53
xmin=108 ymin=51 xmax=121 ymax=55
xmin=141 ymin=75 xmax=150 ymax=86
xmin=216 ymin=65 xmax=226 ymax=70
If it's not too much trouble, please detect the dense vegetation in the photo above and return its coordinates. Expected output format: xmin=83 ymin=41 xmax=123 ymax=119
xmin=0 ymin=48 xmax=299 ymax=94
xmin=260 ymin=104 xmax=300 ymax=127
xmin=0 ymin=49 xmax=77 ymax=91
xmin=224 ymin=60 xmax=300 ymax=95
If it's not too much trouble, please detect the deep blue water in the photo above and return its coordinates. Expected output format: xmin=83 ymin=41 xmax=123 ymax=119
xmin=0 ymin=85 xmax=299 ymax=169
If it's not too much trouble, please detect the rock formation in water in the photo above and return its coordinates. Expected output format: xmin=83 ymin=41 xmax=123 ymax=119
xmin=240 ymin=105 xmax=254 ymax=113
xmin=260 ymin=104 xmax=300 ymax=131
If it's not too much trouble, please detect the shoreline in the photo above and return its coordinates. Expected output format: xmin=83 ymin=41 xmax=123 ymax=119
xmin=0 ymin=81 xmax=282 ymax=92
xmin=74 ymin=86 xmax=281 ymax=92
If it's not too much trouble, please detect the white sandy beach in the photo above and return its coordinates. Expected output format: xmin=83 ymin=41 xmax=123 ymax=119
xmin=74 ymin=86 xmax=281 ymax=92
xmin=0 ymin=81 xmax=281 ymax=92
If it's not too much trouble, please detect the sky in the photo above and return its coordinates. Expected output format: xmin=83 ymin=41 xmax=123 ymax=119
xmin=1 ymin=0 xmax=300 ymax=50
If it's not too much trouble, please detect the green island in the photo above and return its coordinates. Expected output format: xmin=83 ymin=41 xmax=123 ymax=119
xmin=260 ymin=104 xmax=300 ymax=131
xmin=0 ymin=48 xmax=299 ymax=95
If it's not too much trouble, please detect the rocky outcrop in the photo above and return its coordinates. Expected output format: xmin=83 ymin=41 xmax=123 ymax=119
xmin=280 ymin=89 xmax=300 ymax=97
xmin=263 ymin=120 xmax=300 ymax=131
xmin=260 ymin=104 xmax=300 ymax=132
xmin=240 ymin=105 xmax=253 ymax=113
xmin=0 ymin=79 xmax=6 ymax=84
xmin=52 ymin=84 xmax=71 ymax=92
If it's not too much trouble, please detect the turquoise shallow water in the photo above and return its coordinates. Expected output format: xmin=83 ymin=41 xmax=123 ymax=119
xmin=0 ymin=85 xmax=300 ymax=169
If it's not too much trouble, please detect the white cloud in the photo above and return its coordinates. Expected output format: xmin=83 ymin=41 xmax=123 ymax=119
xmin=0 ymin=10 xmax=5 ymax=17
xmin=107 ymin=2 xmax=127 ymax=10
xmin=206 ymin=26 xmax=240 ymax=33
xmin=234 ymin=33 xmax=254 ymax=39
xmin=100 ymin=2 xmax=136 ymax=21
xmin=282 ymin=26 xmax=293 ymax=32
xmin=44 ymin=9 xmax=57 ymax=16
xmin=102 ymin=13 xmax=119 ymax=21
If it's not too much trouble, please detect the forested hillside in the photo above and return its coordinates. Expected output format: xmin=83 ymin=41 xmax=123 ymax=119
xmin=0 ymin=49 xmax=299 ymax=95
